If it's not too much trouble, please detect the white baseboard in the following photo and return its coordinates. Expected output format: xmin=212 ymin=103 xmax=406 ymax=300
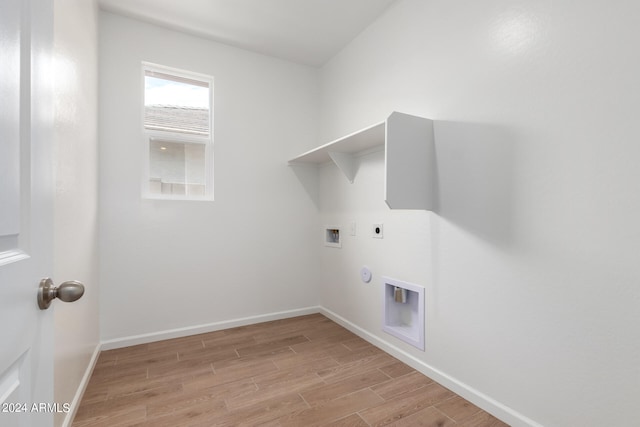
xmin=61 ymin=342 xmax=101 ymax=427
xmin=100 ymin=306 xmax=321 ymax=350
xmin=319 ymin=307 xmax=543 ymax=427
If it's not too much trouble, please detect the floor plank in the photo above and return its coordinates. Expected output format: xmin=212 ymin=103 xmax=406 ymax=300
xmin=72 ymin=314 xmax=510 ymax=426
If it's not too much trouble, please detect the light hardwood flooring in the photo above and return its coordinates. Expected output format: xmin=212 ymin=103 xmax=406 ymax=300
xmin=73 ymin=314 xmax=509 ymax=426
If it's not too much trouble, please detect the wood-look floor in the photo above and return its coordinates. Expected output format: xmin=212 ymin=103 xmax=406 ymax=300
xmin=73 ymin=314 xmax=509 ymax=426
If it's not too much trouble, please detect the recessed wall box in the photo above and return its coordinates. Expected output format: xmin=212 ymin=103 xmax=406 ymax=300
xmin=324 ymin=226 xmax=341 ymax=248
xmin=382 ymin=276 xmax=425 ymax=350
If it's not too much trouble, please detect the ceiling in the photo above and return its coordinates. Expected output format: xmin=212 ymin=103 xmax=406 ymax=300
xmin=98 ymin=0 xmax=398 ymax=67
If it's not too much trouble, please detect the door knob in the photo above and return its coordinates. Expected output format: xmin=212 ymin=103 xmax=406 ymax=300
xmin=37 ymin=278 xmax=85 ymax=310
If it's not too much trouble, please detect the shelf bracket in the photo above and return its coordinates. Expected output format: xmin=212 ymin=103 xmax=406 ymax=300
xmin=328 ymin=151 xmax=356 ymax=183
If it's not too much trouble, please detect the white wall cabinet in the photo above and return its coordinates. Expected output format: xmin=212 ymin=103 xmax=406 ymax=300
xmin=289 ymin=111 xmax=435 ymax=210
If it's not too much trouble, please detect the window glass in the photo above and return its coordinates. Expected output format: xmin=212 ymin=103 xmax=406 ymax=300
xmin=142 ymin=64 xmax=213 ymax=199
xmin=149 ymin=139 xmax=206 ymax=197
xmin=144 ymin=72 xmax=210 ymax=135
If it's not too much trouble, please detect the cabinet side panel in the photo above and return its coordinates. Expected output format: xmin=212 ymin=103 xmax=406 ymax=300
xmin=385 ymin=113 xmax=435 ymax=209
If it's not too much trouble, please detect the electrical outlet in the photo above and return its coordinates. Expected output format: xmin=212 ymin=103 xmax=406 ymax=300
xmin=372 ymin=223 xmax=383 ymax=239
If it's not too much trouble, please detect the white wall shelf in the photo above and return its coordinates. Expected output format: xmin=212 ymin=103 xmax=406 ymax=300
xmin=289 ymin=111 xmax=435 ymax=210
xmin=289 ymin=121 xmax=385 ymax=183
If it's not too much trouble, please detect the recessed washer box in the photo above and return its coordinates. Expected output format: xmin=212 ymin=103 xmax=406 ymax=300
xmin=324 ymin=226 xmax=341 ymax=248
xmin=382 ymin=276 xmax=425 ymax=350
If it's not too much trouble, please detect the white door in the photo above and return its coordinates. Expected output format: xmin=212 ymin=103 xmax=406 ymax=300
xmin=0 ymin=0 xmax=55 ymax=426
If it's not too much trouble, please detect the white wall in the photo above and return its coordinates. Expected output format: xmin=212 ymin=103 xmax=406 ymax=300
xmin=99 ymin=13 xmax=320 ymax=342
xmin=318 ymin=0 xmax=640 ymax=426
xmin=53 ymin=0 xmax=100 ymax=426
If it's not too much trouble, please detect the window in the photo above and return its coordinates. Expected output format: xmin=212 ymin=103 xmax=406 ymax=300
xmin=143 ymin=63 xmax=213 ymax=199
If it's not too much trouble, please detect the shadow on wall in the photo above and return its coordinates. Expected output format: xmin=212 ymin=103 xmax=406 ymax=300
xmin=432 ymin=121 xmax=516 ymax=248
xmin=289 ymin=164 xmax=320 ymax=209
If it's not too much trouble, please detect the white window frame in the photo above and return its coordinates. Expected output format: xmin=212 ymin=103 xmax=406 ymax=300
xmin=141 ymin=62 xmax=214 ymax=201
